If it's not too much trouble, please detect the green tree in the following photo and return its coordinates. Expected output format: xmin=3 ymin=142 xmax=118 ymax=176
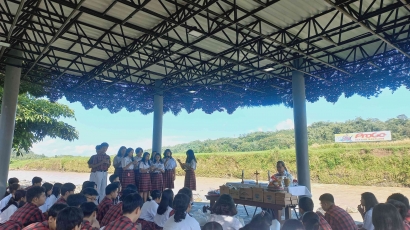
xmin=0 ymin=87 xmax=79 ymax=155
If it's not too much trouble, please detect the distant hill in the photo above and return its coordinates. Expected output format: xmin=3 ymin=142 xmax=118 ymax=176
xmin=158 ymin=115 xmax=410 ymax=153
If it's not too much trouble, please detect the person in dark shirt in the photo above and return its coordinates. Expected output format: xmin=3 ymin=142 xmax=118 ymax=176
xmin=56 ymin=207 xmax=83 ymax=230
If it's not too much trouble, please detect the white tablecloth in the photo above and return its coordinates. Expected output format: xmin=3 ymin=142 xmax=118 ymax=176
xmin=225 ymin=182 xmax=312 ymax=197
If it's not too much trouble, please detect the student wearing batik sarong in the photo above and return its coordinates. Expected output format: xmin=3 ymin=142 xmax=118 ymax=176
xmin=121 ymin=148 xmax=136 ymax=191
xmin=139 ymin=152 xmax=153 ymax=202
xmin=151 ymin=153 xmax=165 ymax=192
xmin=113 ymin=146 xmax=126 ymax=183
xmin=162 ymin=149 xmax=177 ymax=190
xmin=177 ymin=149 xmax=197 ymax=191
xmin=133 ymin=147 xmax=143 ymax=188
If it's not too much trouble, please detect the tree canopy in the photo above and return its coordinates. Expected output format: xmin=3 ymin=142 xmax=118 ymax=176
xmin=0 ymin=85 xmax=79 ymax=155
xmin=162 ymin=115 xmax=410 ymax=153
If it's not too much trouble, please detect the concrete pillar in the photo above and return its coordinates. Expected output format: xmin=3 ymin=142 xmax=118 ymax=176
xmin=292 ymin=58 xmax=311 ymax=191
xmin=0 ymin=45 xmax=22 ymax=197
xmin=152 ymin=80 xmax=163 ymax=154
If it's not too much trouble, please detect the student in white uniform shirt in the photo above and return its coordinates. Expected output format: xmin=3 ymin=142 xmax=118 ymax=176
xmin=138 ymin=190 xmax=162 ymax=226
xmin=154 ymin=189 xmax=174 ymax=228
xmin=207 ymin=194 xmax=243 ymax=230
xmin=0 ymin=184 xmax=20 ymax=213
xmin=163 ymin=149 xmax=177 ymax=189
xmin=163 ymin=193 xmax=201 ymax=230
xmin=0 ymin=190 xmax=26 ymax=224
xmin=39 ymin=182 xmax=53 ymax=213
xmin=45 ymin=183 xmax=62 ymax=211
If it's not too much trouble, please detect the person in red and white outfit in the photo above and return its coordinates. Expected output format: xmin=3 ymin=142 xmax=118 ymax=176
xmin=138 ymin=152 xmax=153 ymax=202
xmin=87 ymin=143 xmax=110 ymax=203
xmin=121 ymin=148 xmax=136 ymax=190
xmin=151 ymin=153 xmax=165 ymax=192
xmin=162 ymin=149 xmax=176 ymax=190
xmin=177 ymin=150 xmax=197 ymax=191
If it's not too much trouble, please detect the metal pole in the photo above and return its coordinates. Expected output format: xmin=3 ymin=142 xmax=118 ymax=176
xmin=292 ymin=58 xmax=311 ymax=191
xmin=0 ymin=45 xmax=22 ymax=197
xmin=152 ymin=80 xmax=163 ymax=153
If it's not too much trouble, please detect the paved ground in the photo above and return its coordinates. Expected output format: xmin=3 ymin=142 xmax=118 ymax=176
xmin=8 ymin=170 xmax=410 ymax=223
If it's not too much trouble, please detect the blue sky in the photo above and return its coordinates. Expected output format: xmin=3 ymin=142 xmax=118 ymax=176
xmin=31 ymin=86 xmax=410 ymax=157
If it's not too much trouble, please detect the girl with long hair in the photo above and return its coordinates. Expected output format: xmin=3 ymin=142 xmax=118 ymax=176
xmin=302 ymin=211 xmax=320 ymax=230
xmin=177 ymin=149 xmax=197 ymax=191
xmin=121 ymin=148 xmax=136 ymax=190
xmin=114 ymin=146 xmax=126 ymax=183
xmin=274 ymin=161 xmax=293 ymax=183
xmin=358 ymin=192 xmax=378 ymax=230
xmin=372 ymin=203 xmax=404 ymax=230
xmin=134 ymin=147 xmax=144 ymax=188
xmin=208 ymin=194 xmax=243 ymax=229
xmin=163 ymin=193 xmax=201 ymax=230
xmin=163 ymin=149 xmax=177 ymax=189
xmin=45 ymin=183 xmax=62 ymax=211
xmin=240 ymin=210 xmax=273 ymax=230
xmin=0 ymin=190 xmax=26 ymax=224
xmin=139 ymin=152 xmax=153 ymax=202
xmin=39 ymin=182 xmax=53 ymax=213
xmin=151 ymin=153 xmax=165 ymax=192
xmin=154 ymin=189 xmax=174 ymax=229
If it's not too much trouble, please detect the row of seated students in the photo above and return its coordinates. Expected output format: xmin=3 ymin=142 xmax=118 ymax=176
xmin=1 ymin=175 xmax=410 ymax=230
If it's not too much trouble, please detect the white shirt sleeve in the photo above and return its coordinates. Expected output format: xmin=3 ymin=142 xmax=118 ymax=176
xmin=363 ymin=209 xmax=374 ymax=230
xmin=190 ymin=161 xmax=197 ymax=170
xmin=0 ymin=194 xmax=11 ymax=212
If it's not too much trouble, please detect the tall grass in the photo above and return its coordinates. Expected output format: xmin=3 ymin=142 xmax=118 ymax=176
xmin=10 ymin=141 xmax=410 ymax=187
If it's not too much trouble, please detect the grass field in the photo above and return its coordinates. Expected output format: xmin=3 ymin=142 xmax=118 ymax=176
xmin=9 ymin=140 xmax=410 ymax=187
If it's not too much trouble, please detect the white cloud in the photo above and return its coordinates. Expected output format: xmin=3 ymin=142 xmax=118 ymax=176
xmin=275 ymin=119 xmax=294 ymax=131
xmin=258 ymin=127 xmax=263 ymax=132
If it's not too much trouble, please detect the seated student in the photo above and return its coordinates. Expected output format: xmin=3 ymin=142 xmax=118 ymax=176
xmin=67 ymin=194 xmax=87 ymax=208
xmin=80 ymin=202 xmax=100 ymax=230
xmin=0 ymin=190 xmax=26 ymax=224
xmin=177 ymin=187 xmax=193 ymax=202
xmin=25 ymin=177 xmax=43 ymax=191
xmin=45 ymin=183 xmax=62 ymax=211
xmin=8 ymin=186 xmax=46 ymax=227
xmin=82 ymin=182 xmax=97 ymax=191
xmin=0 ymin=183 xmax=20 ymax=213
xmin=125 ymin=184 xmax=138 ymax=191
xmin=3 ymin=178 xmax=19 ymax=199
xmin=319 ymin=193 xmax=357 ymax=230
xmin=111 ymin=182 xmax=121 ymax=205
xmin=100 ymin=188 xmax=136 ymax=227
xmin=207 ymin=194 xmax=243 ymax=230
xmin=239 ymin=211 xmax=273 ymax=230
xmin=154 ymin=189 xmax=174 ymax=229
xmin=104 ymin=193 xmax=144 ymax=230
xmin=387 ymin=199 xmax=410 ymax=230
xmin=299 ymin=197 xmax=331 ymax=230
xmin=138 ymin=190 xmax=162 ymax=229
xmin=357 ymin=192 xmax=378 ymax=230
xmin=81 ymin=188 xmax=99 ymax=204
xmin=203 ymin=222 xmax=223 ymax=230
xmin=39 ymin=183 xmax=54 ymax=213
xmin=281 ymin=219 xmax=305 ymax=230
xmin=163 ymin=193 xmax=201 ymax=230
xmin=96 ymin=183 xmax=119 ymax=223
xmin=372 ymin=203 xmax=404 ymax=230
xmin=302 ymin=211 xmax=321 ymax=230
xmin=56 ymin=183 xmax=76 ymax=205
xmin=109 ymin=175 xmax=120 ymax=184
xmin=23 ymin=203 xmax=68 ymax=230
xmin=56 ymin=207 xmax=84 ymax=230
xmin=387 ymin=193 xmax=410 ymax=226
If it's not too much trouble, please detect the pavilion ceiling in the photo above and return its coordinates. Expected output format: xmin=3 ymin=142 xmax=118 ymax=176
xmin=0 ymin=0 xmax=410 ymax=114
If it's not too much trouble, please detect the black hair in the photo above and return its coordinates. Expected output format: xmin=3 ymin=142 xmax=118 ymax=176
xmin=240 ymin=211 xmax=273 ymax=230
xmin=125 ymin=184 xmax=138 ymax=191
xmin=387 ymin=193 xmax=410 ymax=209
xmin=299 ymin=197 xmax=314 ymax=212
xmin=282 ymin=219 xmax=305 ymax=230
xmin=82 ymin=181 xmax=96 ymax=190
xmin=302 ymin=211 xmax=320 ymax=230
xmin=157 ymin=189 xmax=174 ymax=215
xmin=125 ymin=148 xmax=134 ymax=158
xmin=1 ymin=189 xmax=26 ymax=212
xmin=122 ymin=193 xmax=143 ymax=214
xmin=109 ymin=174 xmax=119 ymax=183
xmin=173 ymin=193 xmax=190 ymax=223
xmin=276 ymin=161 xmax=288 ymax=172
xmin=61 ymin=183 xmax=76 ymax=197
xmin=372 ymin=203 xmax=404 ymax=230
xmin=135 ymin=147 xmax=143 ymax=155
xmin=67 ymin=194 xmax=87 ymax=207
xmin=48 ymin=203 xmax=68 ymax=218
xmin=52 ymin=183 xmax=62 ymax=197
xmin=141 ymin=152 xmax=151 ymax=165
xmin=319 ymin=193 xmax=334 ymax=204
xmin=203 ymin=222 xmax=223 ymax=230
xmin=8 ymin=177 xmax=19 ymax=185
xmin=56 ymin=207 xmax=84 ymax=230
xmin=81 ymin=188 xmax=99 ymax=196
xmin=80 ymin=202 xmax=98 ymax=218
xmin=387 ymin=199 xmax=408 ymax=219
xmin=95 ymin=145 xmax=101 ymax=151
xmin=105 ymin=183 xmax=119 ymax=196
xmin=149 ymin=190 xmax=162 ymax=201
xmin=42 ymin=182 xmax=53 ymax=197
xmin=27 ymin=186 xmax=45 ymax=203
xmin=32 ymin=177 xmax=42 ymax=185
xmin=212 ymin=194 xmax=237 ymax=216
xmin=120 ymin=189 xmax=137 ymax=201
xmin=186 ymin=149 xmax=197 ymax=163
xmin=361 ymin=192 xmax=378 ymax=214
xmin=163 ymin=149 xmax=172 ymax=158
xmin=9 ymin=183 xmax=20 ymax=193
xmin=178 ymin=187 xmax=193 ymax=200
xmin=100 ymin=142 xmax=109 ymax=147
xmin=153 ymin=153 xmax=162 ymax=163
xmin=117 ymin=146 xmax=127 ymax=157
